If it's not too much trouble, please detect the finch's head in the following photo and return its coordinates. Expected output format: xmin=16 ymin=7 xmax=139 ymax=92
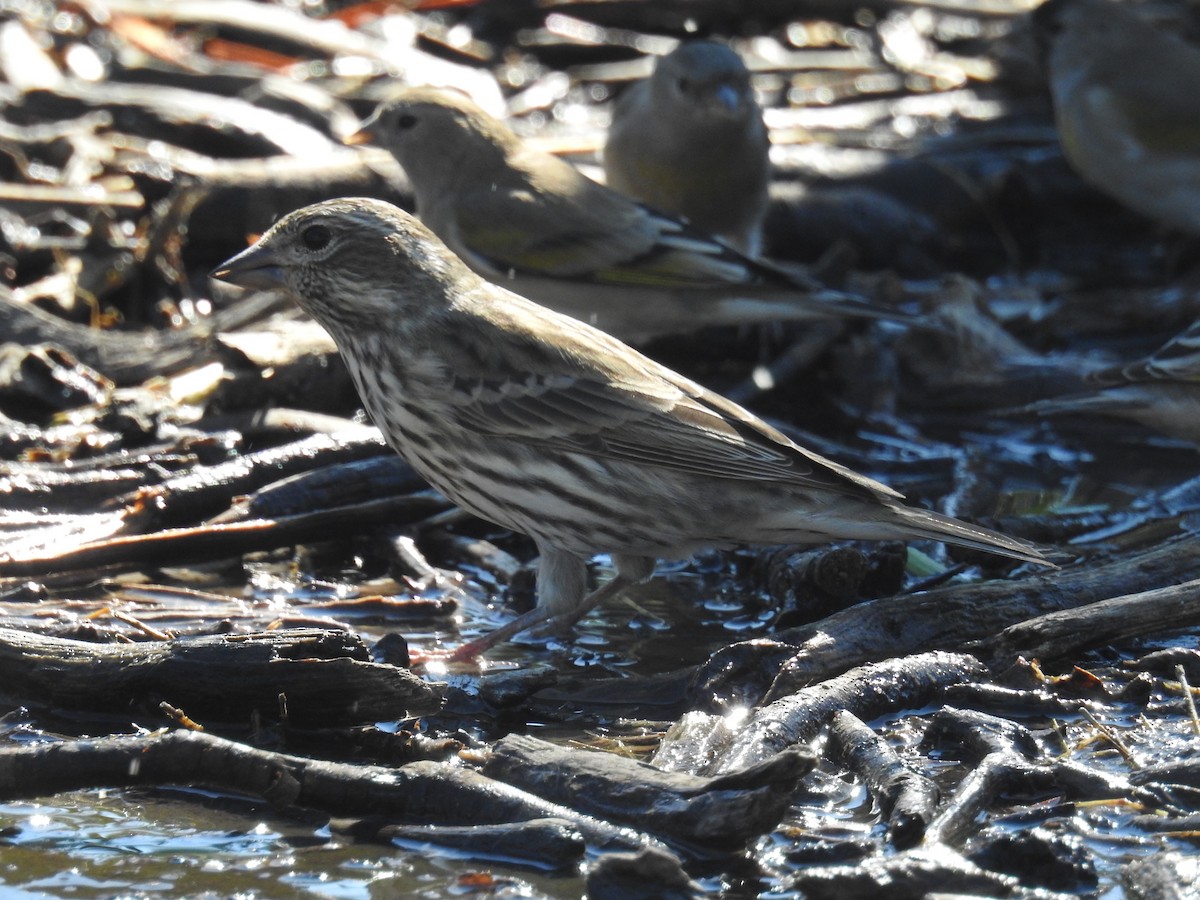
xmin=210 ymin=198 xmax=472 ymax=327
xmin=346 ymin=88 xmax=515 ymax=192
xmin=1031 ymin=0 xmax=1130 ymax=63
xmin=651 ymin=41 xmax=757 ymax=121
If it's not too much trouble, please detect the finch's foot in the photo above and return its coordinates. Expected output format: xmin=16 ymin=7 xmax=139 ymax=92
xmin=449 ymin=606 xmax=556 ymax=661
xmin=449 ymin=573 xmax=636 ymax=661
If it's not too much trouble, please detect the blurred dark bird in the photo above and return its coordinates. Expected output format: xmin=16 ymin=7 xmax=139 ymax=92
xmin=1036 ymin=0 xmax=1200 ymax=232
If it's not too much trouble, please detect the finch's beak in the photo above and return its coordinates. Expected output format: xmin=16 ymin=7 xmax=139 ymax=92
xmin=711 ymin=83 xmax=742 ymax=115
xmin=343 ymin=110 xmax=380 ymax=147
xmin=210 ymin=242 xmax=285 ymax=292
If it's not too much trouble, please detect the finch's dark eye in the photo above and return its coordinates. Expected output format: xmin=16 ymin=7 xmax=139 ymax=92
xmin=396 ymin=113 xmax=418 ymax=130
xmin=301 ymin=224 xmax=332 ymax=251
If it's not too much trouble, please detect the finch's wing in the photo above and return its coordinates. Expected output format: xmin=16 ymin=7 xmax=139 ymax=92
xmin=450 ymin=159 xmax=793 ymax=289
xmin=433 ymin=305 xmax=899 ymax=500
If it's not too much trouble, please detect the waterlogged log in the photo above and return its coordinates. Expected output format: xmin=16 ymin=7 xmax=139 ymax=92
xmin=0 ymin=626 xmax=442 ymax=724
xmin=481 ymin=733 xmax=814 ymax=853
xmin=829 ymin=709 xmax=938 ymax=848
xmin=973 ymin=578 xmax=1200 ymax=665
xmin=0 ymin=729 xmax=660 ymax=855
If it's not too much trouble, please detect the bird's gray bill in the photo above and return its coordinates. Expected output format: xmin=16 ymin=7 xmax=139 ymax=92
xmin=210 ymin=243 xmax=285 ymax=291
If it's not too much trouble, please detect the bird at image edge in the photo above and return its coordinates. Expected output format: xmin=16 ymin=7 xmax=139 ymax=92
xmin=1036 ymin=0 xmax=1200 ymax=233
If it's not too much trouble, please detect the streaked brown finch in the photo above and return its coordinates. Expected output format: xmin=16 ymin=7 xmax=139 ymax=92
xmin=212 ymin=198 xmax=1048 ymax=657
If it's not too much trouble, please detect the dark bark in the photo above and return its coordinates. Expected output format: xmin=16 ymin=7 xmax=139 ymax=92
xmin=972 ymin=578 xmax=1200 ymax=665
xmin=0 ymin=626 xmax=442 ymax=724
xmin=0 ymin=729 xmax=653 ymax=853
xmin=828 ymin=709 xmax=939 ymax=848
xmin=694 ymin=536 xmax=1200 ymax=706
xmin=482 ymin=733 xmax=813 ymax=852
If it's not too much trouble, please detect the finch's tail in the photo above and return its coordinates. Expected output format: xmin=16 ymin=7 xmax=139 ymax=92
xmin=885 ymin=503 xmax=1054 ymax=567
